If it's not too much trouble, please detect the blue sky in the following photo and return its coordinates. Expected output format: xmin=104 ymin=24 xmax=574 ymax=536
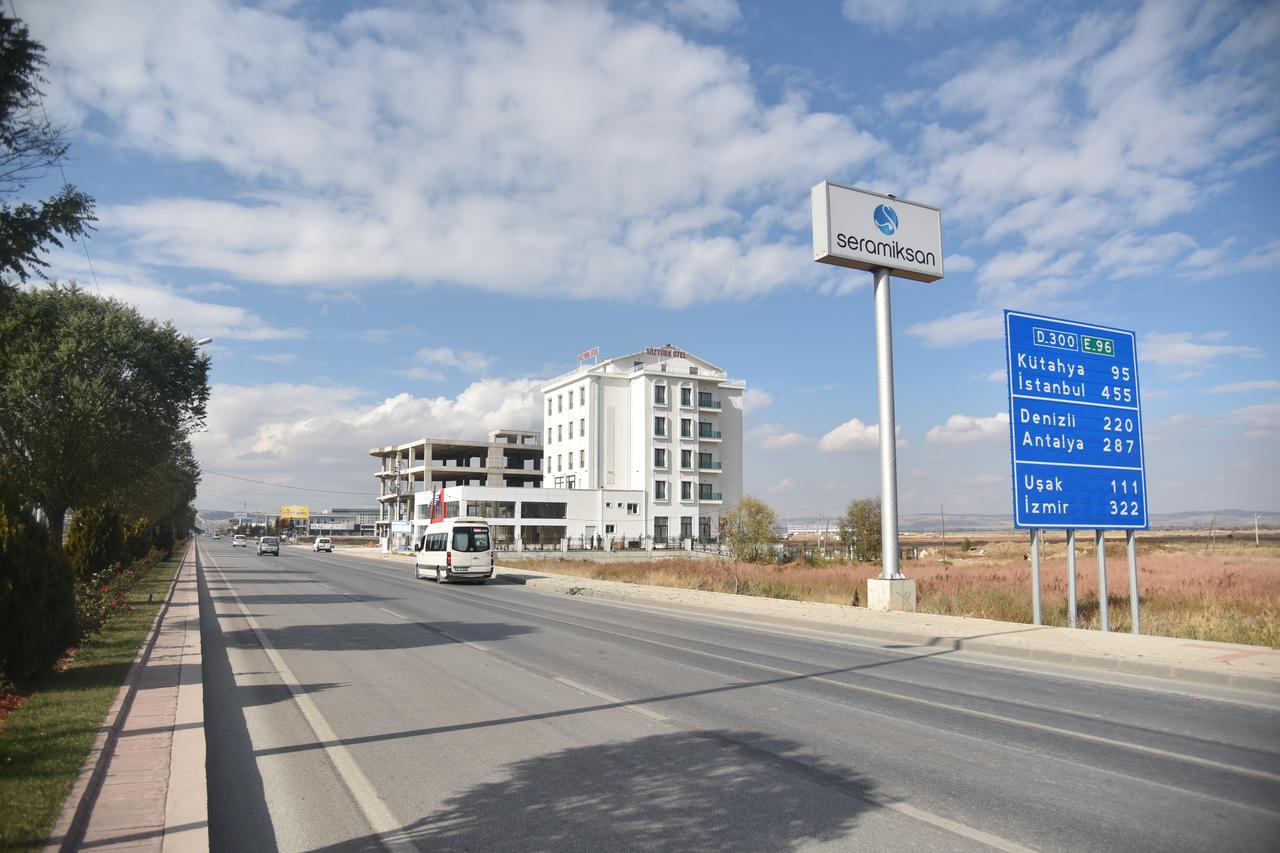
xmin=21 ymin=0 xmax=1280 ymax=518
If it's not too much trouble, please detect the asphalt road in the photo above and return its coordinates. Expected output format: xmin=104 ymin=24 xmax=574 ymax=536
xmin=197 ymin=539 xmax=1280 ymax=852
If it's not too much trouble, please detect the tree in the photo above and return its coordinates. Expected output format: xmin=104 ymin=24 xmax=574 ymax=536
xmin=0 ymin=475 xmax=75 ymax=681
xmin=0 ymin=284 xmax=209 ymax=538
xmin=0 ymin=14 xmax=96 ymax=285
xmin=838 ymin=497 xmax=881 ymax=562
xmin=720 ymin=496 xmax=778 ymax=563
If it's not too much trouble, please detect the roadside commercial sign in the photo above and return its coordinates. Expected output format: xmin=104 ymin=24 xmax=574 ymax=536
xmin=390 ymin=521 xmax=412 ymax=534
xmin=811 ymin=181 xmax=944 ymax=282
xmin=1005 ymin=310 xmax=1148 ymax=529
xmin=279 ymin=504 xmax=310 ymax=520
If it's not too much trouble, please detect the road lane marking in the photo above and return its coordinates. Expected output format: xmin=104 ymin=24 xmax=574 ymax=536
xmin=284 ymin=552 xmax=1280 ymax=786
xmin=204 ymin=553 xmax=416 ymax=853
xmin=377 ymin=608 xmax=407 ymax=620
xmin=553 ymin=676 xmax=670 ymax=722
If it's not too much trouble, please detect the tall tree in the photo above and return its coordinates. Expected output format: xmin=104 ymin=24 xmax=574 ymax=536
xmin=838 ymin=497 xmax=881 ymax=562
xmin=720 ymin=496 xmax=779 ymax=563
xmin=0 ymin=12 xmax=95 ymax=286
xmin=0 ymin=284 xmax=209 ymax=537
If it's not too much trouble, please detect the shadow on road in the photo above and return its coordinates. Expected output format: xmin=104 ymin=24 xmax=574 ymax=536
xmin=213 ymin=593 xmax=395 ymax=606
xmin=311 ymin=730 xmax=878 ymax=852
xmin=223 ymin=621 xmax=537 ymax=653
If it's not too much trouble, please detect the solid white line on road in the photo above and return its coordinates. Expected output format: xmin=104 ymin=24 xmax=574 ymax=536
xmin=553 ymin=676 xmax=670 ymax=722
xmin=377 ymin=608 xmax=407 ymax=620
xmin=376 ymin=607 xmax=489 ymax=652
xmin=204 ymin=554 xmax=417 ymax=853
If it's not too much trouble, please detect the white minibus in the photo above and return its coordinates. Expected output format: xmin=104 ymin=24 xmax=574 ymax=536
xmin=413 ymin=517 xmax=494 ymax=583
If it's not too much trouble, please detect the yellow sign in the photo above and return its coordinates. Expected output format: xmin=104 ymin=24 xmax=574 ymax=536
xmin=279 ymin=505 xmax=310 ymax=520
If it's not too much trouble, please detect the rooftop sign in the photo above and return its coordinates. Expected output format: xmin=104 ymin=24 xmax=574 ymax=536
xmin=811 ymin=181 xmax=944 ymax=283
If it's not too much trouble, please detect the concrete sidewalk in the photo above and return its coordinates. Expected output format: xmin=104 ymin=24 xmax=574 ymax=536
xmin=45 ymin=544 xmax=207 ymax=853
xmin=331 ymin=545 xmax=1280 ymax=693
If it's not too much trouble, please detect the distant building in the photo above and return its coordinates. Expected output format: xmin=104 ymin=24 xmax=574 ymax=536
xmin=370 ymin=429 xmax=543 ymax=544
xmin=370 ymin=345 xmax=746 ymax=549
xmin=308 ymin=507 xmax=379 ymax=537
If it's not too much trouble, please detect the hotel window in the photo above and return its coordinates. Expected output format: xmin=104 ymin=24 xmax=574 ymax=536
xmin=681 ymin=418 xmax=692 ymax=438
xmin=568 ymin=455 xmax=573 ymax=469
xmin=558 ymin=425 xmax=562 ymax=442
xmin=579 ymin=449 xmax=584 ymax=467
xmin=654 ymin=480 xmax=668 ymax=500
xmin=681 ymin=481 xmax=692 ymax=501
xmin=654 ymin=516 xmax=668 ymax=540
xmin=655 ymin=384 xmax=666 ymax=405
xmin=699 ymin=483 xmax=715 ymax=499
xmin=557 ymin=454 xmax=562 ymax=471
xmin=580 ymin=387 xmax=585 ymax=405
xmin=579 ymin=418 xmax=585 ymax=434
xmin=547 ymin=399 xmax=553 ymax=415
xmin=558 ymin=394 xmax=563 ymax=412
xmin=626 ymin=503 xmax=639 ymax=515
xmin=654 ymin=448 xmax=666 ymax=468
xmin=654 ymin=416 xmax=666 ymax=437
xmin=568 ymin=392 xmax=573 ymax=409
xmin=681 ymin=517 xmax=692 ymax=539
xmin=689 ymin=367 xmax=699 ymax=375
xmin=681 ymin=449 xmax=692 ymax=468
xmin=569 ymin=422 xmax=574 ymax=439
xmin=680 ymin=387 xmax=691 ymax=406
xmin=546 ymin=428 xmax=552 ymax=444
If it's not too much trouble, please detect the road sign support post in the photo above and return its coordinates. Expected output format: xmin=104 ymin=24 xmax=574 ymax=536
xmin=874 ymin=267 xmax=900 ymax=581
xmin=1126 ymin=530 xmax=1140 ymax=635
xmin=1066 ymin=529 xmax=1078 ymax=629
xmin=812 ymin=182 xmax=942 ymax=613
xmin=1030 ymin=528 xmax=1042 ymax=625
xmin=1096 ymin=530 xmax=1109 ymax=632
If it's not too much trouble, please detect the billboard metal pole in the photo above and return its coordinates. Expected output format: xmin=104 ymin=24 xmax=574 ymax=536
xmin=873 ymin=267 xmax=900 ymax=580
xmin=1066 ymin=529 xmax=1078 ymax=628
xmin=1030 ymin=528 xmax=1042 ymax=624
xmin=1126 ymin=530 xmax=1140 ymax=634
xmin=1096 ymin=530 xmax=1110 ymax=631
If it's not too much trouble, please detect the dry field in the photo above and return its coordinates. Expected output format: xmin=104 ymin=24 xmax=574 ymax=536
xmin=517 ymin=536 xmax=1280 ymax=648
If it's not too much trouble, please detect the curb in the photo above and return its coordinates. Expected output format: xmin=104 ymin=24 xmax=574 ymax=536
xmin=501 ymin=569 xmax=1280 ymax=696
xmin=43 ymin=542 xmax=194 ymax=853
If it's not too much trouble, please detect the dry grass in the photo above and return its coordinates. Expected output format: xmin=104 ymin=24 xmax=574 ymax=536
xmin=517 ymin=539 xmax=1280 ymax=648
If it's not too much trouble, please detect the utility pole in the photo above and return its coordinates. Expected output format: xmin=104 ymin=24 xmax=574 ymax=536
xmin=1257 ymin=514 xmax=1262 ymax=547
xmin=940 ymin=503 xmax=947 ymax=564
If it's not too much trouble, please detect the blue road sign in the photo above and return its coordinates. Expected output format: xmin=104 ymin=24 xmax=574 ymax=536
xmin=1005 ymin=310 xmax=1148 ymax=529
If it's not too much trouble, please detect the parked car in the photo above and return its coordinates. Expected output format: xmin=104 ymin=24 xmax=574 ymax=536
xmin=232 ymin=535 xmax=246 ymax=547
xmin=313 ymin=537 xmax=333 ymax=553
xmin=257 ymin=536 xmax=280 ymax=556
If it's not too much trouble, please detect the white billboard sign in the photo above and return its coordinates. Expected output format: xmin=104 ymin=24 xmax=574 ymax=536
xmin=811 ymin=181 xmax=944 ymax=283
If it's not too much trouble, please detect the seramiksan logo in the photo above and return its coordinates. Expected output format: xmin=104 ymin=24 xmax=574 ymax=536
xmin=835 ymin=202 xmax=938 ymax=269
xmin=873 ymin=204 xmax=898 ymax=235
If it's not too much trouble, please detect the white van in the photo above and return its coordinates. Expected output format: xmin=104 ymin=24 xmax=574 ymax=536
xmin=414 ymin=517 xmax=494 ymax=583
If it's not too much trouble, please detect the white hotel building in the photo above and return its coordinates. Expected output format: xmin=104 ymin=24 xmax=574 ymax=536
xmin=372 ymin=345 xmax=744 ymax=549
xmin=540 ymin=345 xmax=744 ymax=543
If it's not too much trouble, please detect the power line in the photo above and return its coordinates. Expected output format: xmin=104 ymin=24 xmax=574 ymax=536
xmin=7 ymin=0 xmax=102 ymax=295
xmin=200 ymin=468 xmax=371 ymax=496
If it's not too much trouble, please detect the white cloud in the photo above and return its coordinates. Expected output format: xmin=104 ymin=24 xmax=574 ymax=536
xmin=985 ymin=368 xmax=1006 ymax=384
xmin=664 ymin=0 xmax=741 ymax=31
xmin=252 ymin=353 xmax=299 ymax=365
xmin=841 ymin=0 xmax=1008 ymax=31
xmin=818 ymin=418 xmax=905 ymax=453
xmin=905 ymin=309 xmax=1002 ymax=348
xmin=1228 ymin=403 xmax=1280 ymax=441
xmin=1208 ymin=380 xmax=1280 ymax=394
xmin=926 ymin=411 xmax=1009 ymax=444
xmin=414 ymin=346 xmax=494 ymax=374
xmin=43 ymin=251 xmax=305 ymax=342
xmin=1140 ymin=332 xmax=1263 ymax=369
xmin=748 ymin=423 xmax=810 ymax=449
xmin=768 ymin=477 xmax=795 ymax=493
xmin=193 ymin=377 xmax=545 ymax=508
xmin=743 ymin=387 xmax=773 ymax=414
xmin=29 ymin=1 xmax=879 ymax=307
xmin=945 ymin=254 xmax=976 ymax=272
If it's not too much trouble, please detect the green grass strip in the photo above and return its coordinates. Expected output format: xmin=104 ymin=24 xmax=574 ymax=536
xmin=0 ymin=552 xmax=183 ymax=853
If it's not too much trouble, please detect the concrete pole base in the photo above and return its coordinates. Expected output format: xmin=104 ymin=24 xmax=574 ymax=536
xmin=866 ymin=577 xmax=917 ymax=612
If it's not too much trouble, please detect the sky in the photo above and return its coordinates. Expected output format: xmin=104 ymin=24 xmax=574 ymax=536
xmin=18 ymin=0 xmax=1280 ymax=520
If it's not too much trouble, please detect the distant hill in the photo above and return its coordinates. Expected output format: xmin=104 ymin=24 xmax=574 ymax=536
xmin=787 ymin=510 xmax=1279 ymax=533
